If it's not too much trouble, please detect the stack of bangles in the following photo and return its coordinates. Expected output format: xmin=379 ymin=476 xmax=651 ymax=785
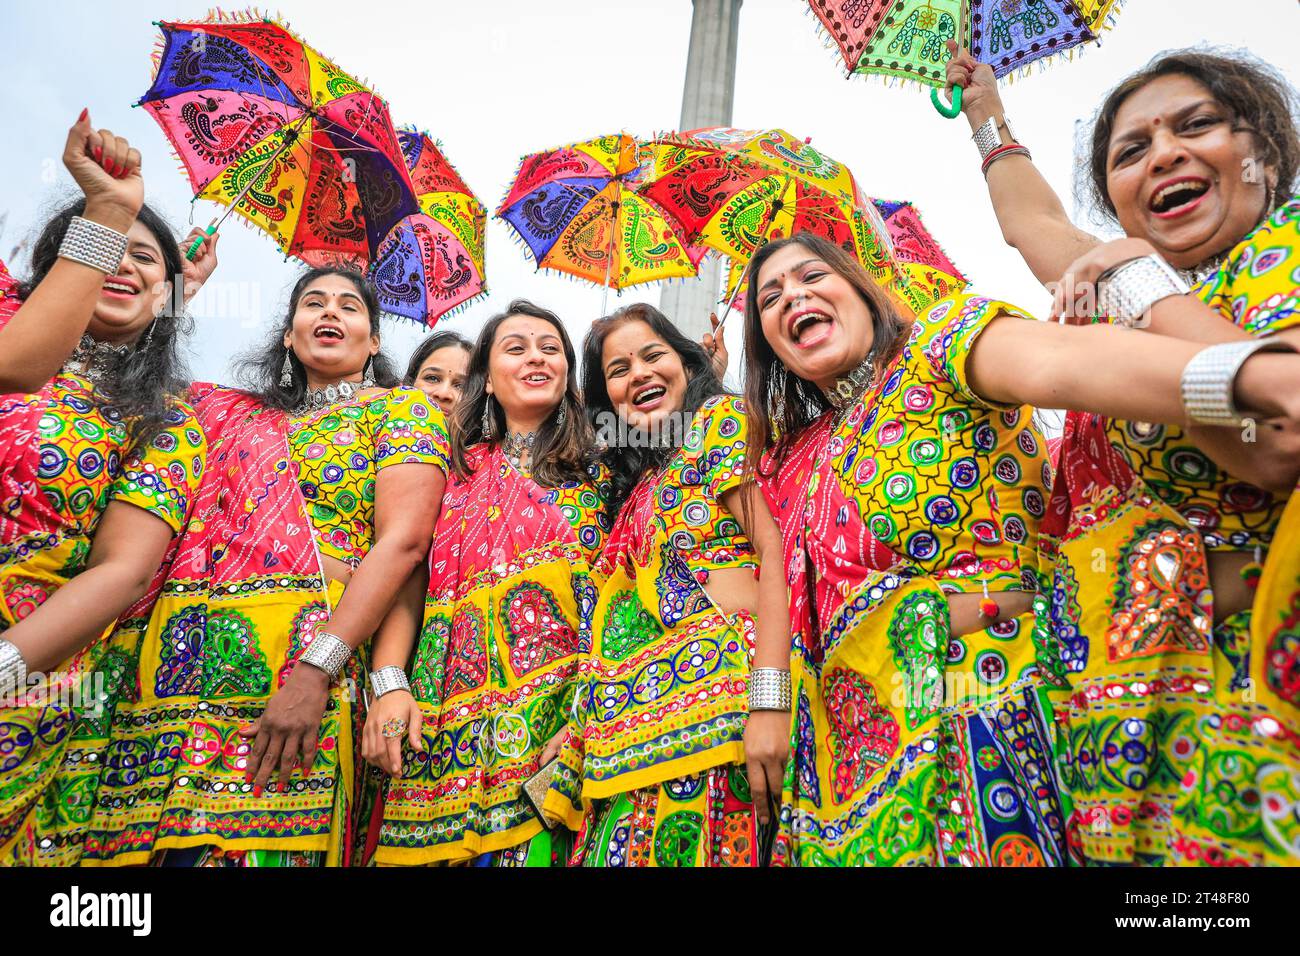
xmin=981 ymin=142 xmax=1031 ymax=176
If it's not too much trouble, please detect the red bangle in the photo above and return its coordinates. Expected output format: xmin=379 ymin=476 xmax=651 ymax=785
xmin=981 ymin=143 xmax=1031 ymax=176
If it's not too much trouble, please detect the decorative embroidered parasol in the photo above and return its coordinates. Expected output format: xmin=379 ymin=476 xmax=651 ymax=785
xmin=719 ymin=195 xmax=967 ymax=317
xmin=805 ymin=0 xmax=1124 ymax=116
xmin=140 ymin=12 xmax=419 ymax=262
xmin=639 ymin=126 xmax=895 ymax=326
xmin=497 ymin=133 xmax=706 ymax=313
xmin=365 ymin=130 xmax=487 ymax=326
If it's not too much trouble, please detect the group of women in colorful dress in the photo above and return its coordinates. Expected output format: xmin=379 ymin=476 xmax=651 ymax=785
xmin=1 ymin=43 xmax=1298 ymax=868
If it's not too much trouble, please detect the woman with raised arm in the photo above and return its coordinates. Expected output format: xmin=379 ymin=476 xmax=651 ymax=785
xmin=539 ymin=303 xmax=789 ymax=867
xmin=741 ymin=232 xmax=1300 ymax=867
xmin=0 ymin=114 xmax=212 ymax=867
xmin=82 ymin=268 xmax=448 ymax=868
xmin=404 ymin=329 xmax=472 ymax=415
xmin=370 ymin=300 xmax=610 ymax=866
xmin=946 ymin=44 xmax=1300 ymax=864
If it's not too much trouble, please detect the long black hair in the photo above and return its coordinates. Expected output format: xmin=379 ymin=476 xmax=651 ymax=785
xmin=741 ymin=233 xmax=911 ymax=479
xmin=20 ymin=199 xmax=192 ymax=451
xmin=403 ymin=329 xmax=472 ymax=385
xmin=449 ymin=298 xmax=593 ymax=487
xmin=582 ymin=302 xmax=726 ymax=522
xmin=236 ymin=267 xmax=400 ymax=410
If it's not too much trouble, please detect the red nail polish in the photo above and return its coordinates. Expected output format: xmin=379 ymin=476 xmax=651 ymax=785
xmin=253 ymin=784 xmax=263 ymax=797
xmin=93 ymin=146 xmax=102 ymax=161
xmin=78 ymin=108 xmax=89 ymax=122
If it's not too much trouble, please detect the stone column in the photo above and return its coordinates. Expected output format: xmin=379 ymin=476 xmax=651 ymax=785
xmin=658 ymin=0 xmax=742 ymax=341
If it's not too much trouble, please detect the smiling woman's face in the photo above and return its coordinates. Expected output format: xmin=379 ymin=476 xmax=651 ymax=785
xmin=755 ymin=243 xmax=875 ymax=391
xmin=414 ymin=345 xmax=470 ymax=412
xmin=601 ymin=319 xmax=689 ymax=433
xmin=283 ymin=274 xmax=379 ymax=383
xmin=486 ymin=314 xmax=567 ymax=425
xmin=1106 ymin=73 xmax=1276 ymax=267
xmin=86 ymin=219 xmax=171 ymax=344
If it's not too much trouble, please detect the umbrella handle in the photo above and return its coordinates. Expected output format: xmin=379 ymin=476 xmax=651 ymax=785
xmin=930 ymin=85 xmax=962 ymax=119
xmin=186 ymin=224 xmax=216 ymax=262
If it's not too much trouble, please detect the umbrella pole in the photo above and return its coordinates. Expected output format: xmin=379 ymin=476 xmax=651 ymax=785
xmin=600 ymin=196 xmax=618 ymax=317
xmin=186 ymin=111 xmax=314 ymax=260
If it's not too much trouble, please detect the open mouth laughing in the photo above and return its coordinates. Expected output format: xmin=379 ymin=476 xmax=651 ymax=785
xmin=1149 ymin=176 xmax=1211 ymax=218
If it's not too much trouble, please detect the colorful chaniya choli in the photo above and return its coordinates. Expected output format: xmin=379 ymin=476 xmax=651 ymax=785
xmin=0 ymin=263 xmax=207 ymax=866
xmin=1040 ymin=196 xmax=1300 ymax=866
xmin=546 ymin=395 xmax=762 ymax=867
xmin=1249 ymin=485 xmax=1300 ymax=864
xmin=375 ymin=446 xmax=609 ymax=865
xmin=80 ymin=385 xmax=448 ymax=867
xmin=759 ymin=293 xmax=1070 ymax=867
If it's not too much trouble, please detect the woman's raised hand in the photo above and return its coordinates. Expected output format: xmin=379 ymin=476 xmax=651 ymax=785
xmin=180 ymin=227 xmax=221 ymax=303
xmin=944 ymin=40 xmax=1001 ymax=126
xmin=62 ymin=110 xmax=143 ymax=228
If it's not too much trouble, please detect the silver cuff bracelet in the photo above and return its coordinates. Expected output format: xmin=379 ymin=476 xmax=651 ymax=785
xmin=1096 ymin=254 xmax=1190 ymax=328
xmin=1181 ymin=337 xmax=1293 ymax=427
xmin=369 ymin=665 xmax=411 ymax=699
xmin=0 ymin=638 xmax=28 ymax=700
xmin=58 ymin=216 xmax=130 ymax=275
xmin=300 ymin=630 xmax=351 ymax=682
xmin=748 ymin=667 xmax=792 ymax=712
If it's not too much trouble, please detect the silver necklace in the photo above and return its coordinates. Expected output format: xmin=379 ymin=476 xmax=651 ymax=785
xmin=292 ymin=379 xmax=362 ymax=417
xmin=1177 ymin=250 xmax=1230 ymax=288
xmin=822 ymin=352 xmax=876 ymax=420
xmin=61 ymin=333 xmax=130 ymax=385
xmin=501 ymin=430 xmax=536 ymax=474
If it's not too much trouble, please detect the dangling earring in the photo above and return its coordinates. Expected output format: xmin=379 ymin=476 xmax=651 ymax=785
xmin=280 ymin=349 xmax=295 ymax=388
xmin=362 ymin=356 xmax=376 ymax=388
xmin=481 ymin=395 xmax=497 ymax=440
xmin=555 ymin=400 xmax=567 ymax=428
xmin=138 ymin=320 xmax=157 ymax=352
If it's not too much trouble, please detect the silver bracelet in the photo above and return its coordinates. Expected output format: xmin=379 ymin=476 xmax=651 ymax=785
xmin=1181 ymin=337 xmax=1294 ymax=427
xmin=58 ymin=216 xmax=130 ymax=275
xmin=300 ymin=630 xmax=351 ymax=682
xmin=1096 ymin=254 xmax=1190 ymax=328
xmin=369 ymin=665 xmax=411 ymax=699
xmin=972 ymin=113 xmax=1016 ymax=160
xmin=748 ymin=667 xmax=792 ymax=712
xmin=0 ymin=638 xmax=28 ymax=700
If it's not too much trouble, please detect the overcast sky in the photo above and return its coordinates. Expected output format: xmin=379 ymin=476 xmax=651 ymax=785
xmin=2 ymin=0 xmax=1298 ymax=385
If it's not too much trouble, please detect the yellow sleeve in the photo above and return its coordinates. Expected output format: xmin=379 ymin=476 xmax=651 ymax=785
xmin=682 ymin=394 xmax=750 ymax=501
xmin=111 ymin=403 xmax=207 ymax=532
xmin=372 ymin=386 xmax=451 ymax=475
xmin=915 ymin=293 xmax=1036 ymax=409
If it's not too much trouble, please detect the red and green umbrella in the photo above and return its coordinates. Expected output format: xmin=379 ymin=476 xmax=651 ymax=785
xmin=806 ymin=0 xmax=1124 ymax=116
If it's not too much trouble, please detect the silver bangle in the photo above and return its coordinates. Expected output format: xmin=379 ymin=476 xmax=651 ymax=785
xmin=0 ymin=638 xmax=28 ymax=700
xmin=58 ymin=216 xmax=130 ymax=275
xmin=1181 ymin=337 xmax=1294 ymax=427
xmin=748 ymin=667 xmax=792 ymax=712
xmin=1096 ymin=254 xmax=1190 ymax=328
xmin=369 ymin=665 xmax=410 ymax=699
xmin=972 ymin=114 xmax=1016 ymax=160
xmin=300 ymin=630 xmax=351 ymax=682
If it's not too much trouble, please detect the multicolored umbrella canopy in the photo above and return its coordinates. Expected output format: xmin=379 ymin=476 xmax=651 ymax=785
xmin=399 ymin=128 xmax=487 ymax=282
xmin=365 ymin=130 xmax=488 ymax=326
xmin=497 ymin=133 xmax=706 ymax=299
xmin=870 ymin=197 xmax=968 ymax=313
xmin=807 ymin=0 xmax=1123 ymax=113
xmin=720 ymin=195 xmax=967 ymax=316
xmin=639 ymin=127 xmax=895 ymax=301
xmin=140 ymin=13 xmax=419 ymax=264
